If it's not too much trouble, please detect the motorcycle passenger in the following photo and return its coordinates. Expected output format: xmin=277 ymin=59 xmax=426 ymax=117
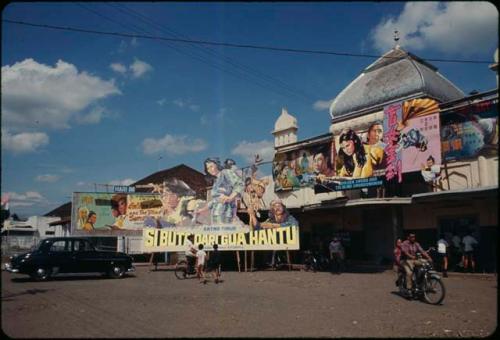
xmin=185 ymin=234 xmax=197 ymax=274
xmin=401 ymin=233 xmax=432 ymax=295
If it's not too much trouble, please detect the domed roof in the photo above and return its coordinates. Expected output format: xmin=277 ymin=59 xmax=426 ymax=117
xmin=329 ymin=46 xmax=465 ymax=119
xmin=273 ymin=107 xmax=298 ymax=133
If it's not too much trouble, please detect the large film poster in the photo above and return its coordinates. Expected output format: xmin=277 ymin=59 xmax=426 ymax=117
xmin=314 ymin=126 xmax=387 ymax=192
xmin=400 ymin=112 xmax=442 ymax=173
xmin=273 ymin=141 xmax=334 ymax=191
xmin=441 ymin=101 xmax=498 ymax=161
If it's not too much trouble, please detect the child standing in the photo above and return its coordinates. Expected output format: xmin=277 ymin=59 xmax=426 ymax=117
xmin=196 ymin=244 xmax=207 ymax=284
xmin=208 ymin=243 xmax=222 ymax=283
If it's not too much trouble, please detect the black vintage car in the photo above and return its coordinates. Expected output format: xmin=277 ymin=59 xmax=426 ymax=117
xmin=4 ymin=237 xmax=135 ymax=281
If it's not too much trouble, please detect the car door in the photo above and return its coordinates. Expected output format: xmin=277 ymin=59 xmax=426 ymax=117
xmin=47 ymin=239 xmax=73 ymax=273
xmin=72 ymin=239 xmax=102 ymax=273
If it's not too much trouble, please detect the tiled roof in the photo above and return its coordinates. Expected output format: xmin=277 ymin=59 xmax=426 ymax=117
xmin=330 ymin=46 xmax=465 ymax=119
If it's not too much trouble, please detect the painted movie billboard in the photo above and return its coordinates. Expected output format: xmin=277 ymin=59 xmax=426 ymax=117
xmin=441 ymin=101 xmax=498 ymax=161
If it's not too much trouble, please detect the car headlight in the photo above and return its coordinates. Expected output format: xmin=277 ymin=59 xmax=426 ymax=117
xmin=24 ymin=253 xmax=31 ymax=259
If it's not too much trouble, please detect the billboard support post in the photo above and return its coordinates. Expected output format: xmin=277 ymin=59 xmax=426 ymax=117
xmin=236 ymin=251 xmax=241 ymax=272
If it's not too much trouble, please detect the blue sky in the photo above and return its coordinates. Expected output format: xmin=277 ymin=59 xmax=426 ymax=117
xmin=1 ymin=2 xmax=498 ymax=217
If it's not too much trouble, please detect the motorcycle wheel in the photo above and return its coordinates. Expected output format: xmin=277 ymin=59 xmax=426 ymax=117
xmin=423 ymin=277 xmax=445 ymax=305
xmin=174 ymin=260 xmax=188 ymax=280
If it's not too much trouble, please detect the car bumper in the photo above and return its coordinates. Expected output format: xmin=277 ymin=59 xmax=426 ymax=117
xmin=4 ymin=263 xmax=19 ymax=273
xmin=127 ymin=266 xmax=136 ymax=273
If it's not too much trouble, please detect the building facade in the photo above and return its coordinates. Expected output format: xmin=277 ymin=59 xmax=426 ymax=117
xmin=269 ymin=46 xmax=498 ymax=271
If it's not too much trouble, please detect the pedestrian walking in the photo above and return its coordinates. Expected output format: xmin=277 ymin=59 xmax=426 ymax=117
xmin=329 ymin=237 xmax=344 ymax=274
xmin=436 ymin=234 xmax=449 ymax=277
xmin=196 ymin=244 xmax=207 ymax=283
xmin=451 ymin=232 xmax=463 ymax=270
xmin=207 ymin=243 xmax=222 ymax=283
xmin=462 ymin=230 xmax=478 ymax=273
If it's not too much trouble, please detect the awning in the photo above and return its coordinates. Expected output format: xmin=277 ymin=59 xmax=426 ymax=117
xmin=303 ymin=197 xmax=412 ymax=211
xmin=411 ymin=185 xmax=498 ymax=203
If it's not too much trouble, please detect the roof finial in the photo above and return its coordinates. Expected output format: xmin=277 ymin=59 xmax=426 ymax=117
xmin=394 ymin=30 xmax=400 ymax=48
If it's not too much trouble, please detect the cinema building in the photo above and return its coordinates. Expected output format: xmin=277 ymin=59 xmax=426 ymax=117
xmin=267 ymin=46 xmax=498 ymax=271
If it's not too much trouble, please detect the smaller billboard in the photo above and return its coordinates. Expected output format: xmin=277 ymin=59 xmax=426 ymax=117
xmin=142 ymin=225 xmax=300 ymax=252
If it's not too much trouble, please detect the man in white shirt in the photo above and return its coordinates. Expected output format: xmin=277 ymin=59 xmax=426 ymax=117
xmin=185 ymin=234 xmax=197 ymax=274
xmin=462 ymin=231 xmax=479 ymax=273
xmin=436 ymin=234 xmax=449 ymax=277
xmin=329 ymin=237 xmax=345 ymax=274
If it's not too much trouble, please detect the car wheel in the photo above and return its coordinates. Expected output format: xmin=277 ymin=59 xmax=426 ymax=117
xmin=30 ymin=267 xmax=51 ymax=281
xmin=108 ymin=264 xmax=125 ymax=279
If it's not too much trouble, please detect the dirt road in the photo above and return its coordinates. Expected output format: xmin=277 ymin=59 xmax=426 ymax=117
xmin=1 ymin=267 xmax=497 ymax=337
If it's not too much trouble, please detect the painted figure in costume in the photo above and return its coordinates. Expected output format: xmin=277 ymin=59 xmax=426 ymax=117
xmin=256 ymin=199 xmax=298 ymax=230
xmin=399 ymin=128 xmax=428 ymax=152
xmin=202 ymin=158 xmax=244 ymax=224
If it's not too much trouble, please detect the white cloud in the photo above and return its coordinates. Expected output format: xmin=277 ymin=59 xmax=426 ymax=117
xmin=157 ymin=98 xmax=167 ymax=106
xmin=108 ymin=178 xmax=136 ymax=186
xmin=173 ymin=98 xmax=200 ymax=112
xmin=142 ymin=134 xmax=208 ymax=155
xmin=35 ymin=174 xmax=60 ymax=183
xmin=1 ymin=129 xmax=49 ymax=153
xmin=75 ymin=106 xmax=112 ymax=125
xmin=76 ymin=181 xmax=87 ymax=186
xmin=370 ymin=2 xmax=498 ymax=55
xmin=5 ymin=191 xmax=46 ymax=208
xmin=110 ymin=62 xmax=127 ymax=74
xmin=130 ymin=58 xmax=153 ymax=78
xmin=1 ymin=58 xmax=121 ymax=132
xmin=231 ymin=140 xmax=275 ymax=164
xmin=313 ymin=99 xmax=333 ymax=111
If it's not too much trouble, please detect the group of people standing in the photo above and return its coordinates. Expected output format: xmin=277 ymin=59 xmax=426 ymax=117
xmin=185 ymin=234 xmax=222 ymax=284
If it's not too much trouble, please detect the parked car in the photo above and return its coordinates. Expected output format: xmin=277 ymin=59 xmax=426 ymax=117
xmin=4 ymin=237 xmax=135 ymax=281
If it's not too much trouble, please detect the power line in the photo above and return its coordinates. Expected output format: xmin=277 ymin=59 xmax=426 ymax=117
xmin=74 ymin=4 xmax=313 ymax=104
xmin=3 ymin=18 xmax=494 ymax=65
xmin=108 ymin=3 xmax=317 ymax=102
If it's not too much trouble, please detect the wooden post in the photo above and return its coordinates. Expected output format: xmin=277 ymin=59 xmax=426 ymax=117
xmin=286 ymin=250 xmax=291 ymax=271
xmin=244 ymin=250 xmax=248 ymax=272
xmin=236 ymin=251 xmax=241 ymax=273
xmin=148 ymin=253 xmax=155 ymax=271
xmin=251 ymin=251 xmax=255 ymax=272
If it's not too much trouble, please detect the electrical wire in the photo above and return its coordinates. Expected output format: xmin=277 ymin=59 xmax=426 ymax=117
xmin=3 ymin=18 xmax=494 ymax=65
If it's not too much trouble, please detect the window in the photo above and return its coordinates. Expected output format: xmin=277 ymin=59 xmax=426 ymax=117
xmin=45 ymin=231 xmax=55 ymax=235
xmin=73 ymin=240 xmax=93 ymax=252
xmin=50 ymin=240 xmax=69 ymax=252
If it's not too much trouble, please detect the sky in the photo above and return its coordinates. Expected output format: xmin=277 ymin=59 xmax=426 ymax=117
xmin=1 ymin=2 xmax=498 ymax=217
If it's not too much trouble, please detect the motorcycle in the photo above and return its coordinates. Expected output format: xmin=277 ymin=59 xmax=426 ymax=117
xmin=396 ymin=248 xmax=446 ymax=305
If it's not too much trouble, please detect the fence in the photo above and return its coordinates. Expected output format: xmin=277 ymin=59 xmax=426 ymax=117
xmin=1 ymin=235 xmax=39 ymax=257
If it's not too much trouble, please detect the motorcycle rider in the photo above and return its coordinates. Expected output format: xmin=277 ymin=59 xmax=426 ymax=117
xmin=400 ymin=233 xmax=432 ymax=296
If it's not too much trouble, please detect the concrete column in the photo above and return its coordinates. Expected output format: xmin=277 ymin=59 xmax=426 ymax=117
xmin=478 ymin=156 xmax=488 ymax=187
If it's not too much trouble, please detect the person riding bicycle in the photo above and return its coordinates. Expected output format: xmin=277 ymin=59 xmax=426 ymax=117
xmin=185 ymin=234 xmax=197 ymax=274
xmin=400 ymin=233 xmax=432 ymax=296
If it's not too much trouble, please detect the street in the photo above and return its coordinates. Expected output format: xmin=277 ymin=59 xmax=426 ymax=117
xmin=1 ymin=266 xmax=497 ymax=338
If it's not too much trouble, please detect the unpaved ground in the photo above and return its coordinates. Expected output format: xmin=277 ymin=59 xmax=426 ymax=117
xmin=1 ymin=267 xmax=497 ymax=338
